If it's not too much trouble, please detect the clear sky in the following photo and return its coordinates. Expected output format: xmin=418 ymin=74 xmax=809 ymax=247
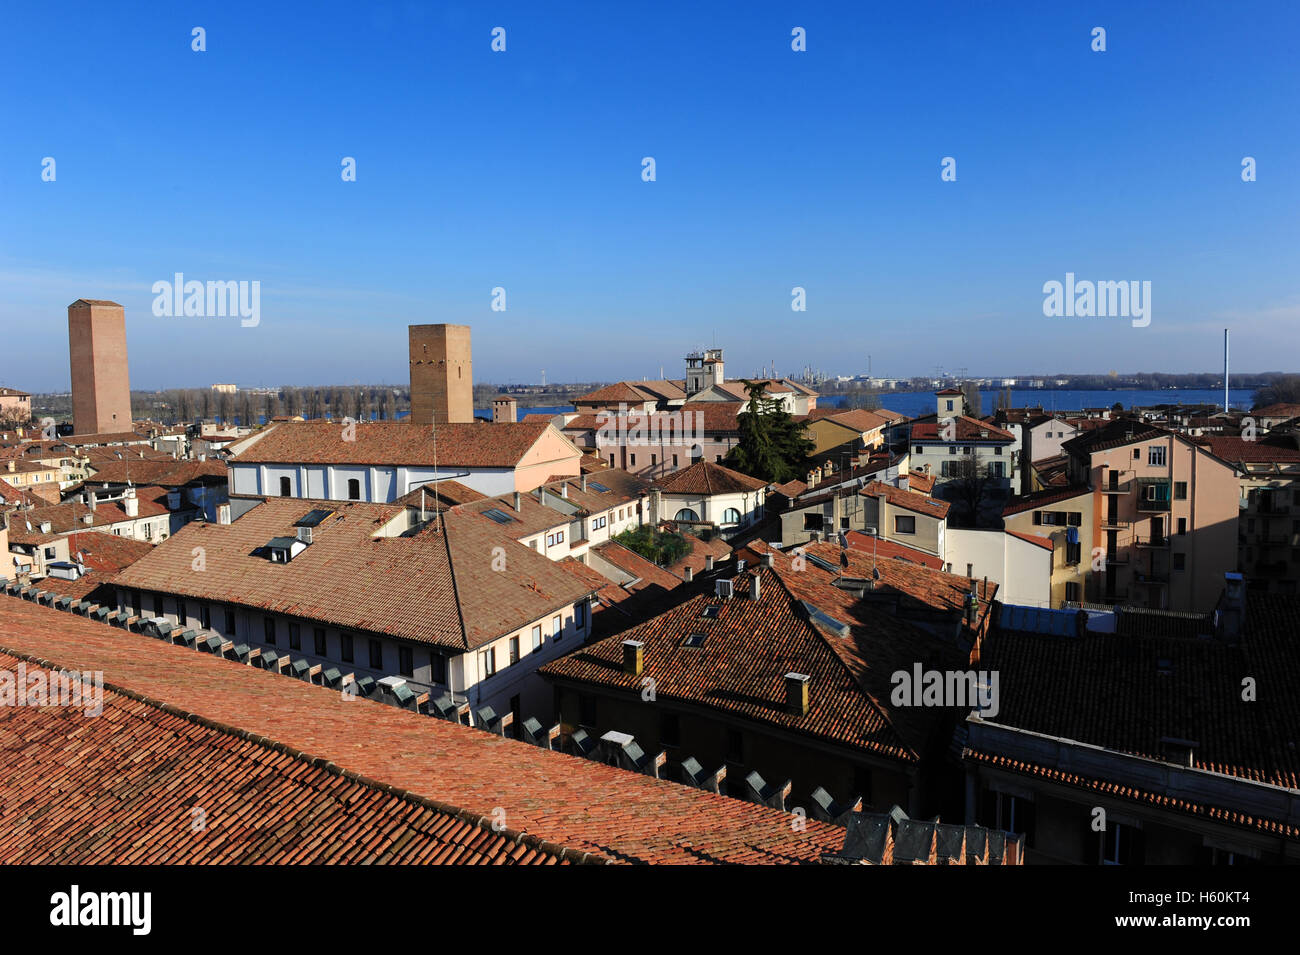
xmin=3 ymin=1 xmax=1298 ymax=391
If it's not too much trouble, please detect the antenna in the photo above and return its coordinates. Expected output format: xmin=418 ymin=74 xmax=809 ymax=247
xmin=1223 ymin=328 xmax=1230 ymax=413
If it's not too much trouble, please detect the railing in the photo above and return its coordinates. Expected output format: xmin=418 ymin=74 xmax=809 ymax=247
xmin=1134 ymin=570 xmax=1169 ymax=585
xmin=1133 ymin=535 xmax=1169 ymax=548
xmin=1100 ymin=517 xmax=1131 ymax=529
xmin=1136 ymin=497 xmax=1171 ymax=512
xmin=1100 ymin=480 xmax=1132 ymax=494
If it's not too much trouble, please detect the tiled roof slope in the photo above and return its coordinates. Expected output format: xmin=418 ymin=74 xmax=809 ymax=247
xmin=654 ymin=460 xmax=766 ymax=495
xmin=231 ymin=420 xmax=561 ymax=467
xmin=910 ymin=416 xmax=1015 ymax=443
xmin=976 ymin=592 xmax=1300 ymax=789
xmin=542 ymin=562 xmax=966 ymax=761
xmin=112 ymin=499 xmax=594 ymax=651
xmin=0 ymin=600 xmax=843 ymax=864
xmin=0 ymin=651 xmax=573 ymax=865
xmin=861 ymin=480 xmax=950 ymax=520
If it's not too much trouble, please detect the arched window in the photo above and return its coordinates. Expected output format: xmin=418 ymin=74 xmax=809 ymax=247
xmin=279 ymin=476 xmax=292 ymax=497
xmin=722 ymin=507 xmax=741 ymax=525
xmin=674 ymin=508 xmax=699 ymax=522
xmin=347 ymin=478 xmax=361 ymax=500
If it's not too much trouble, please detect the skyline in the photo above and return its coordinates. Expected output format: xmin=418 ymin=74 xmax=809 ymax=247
xmin=4 ymin=0 xmax=1299 ymax=390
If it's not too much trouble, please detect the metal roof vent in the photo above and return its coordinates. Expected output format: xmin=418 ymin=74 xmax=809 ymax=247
xmin=715 ymin=579 xmax=734 ymax=599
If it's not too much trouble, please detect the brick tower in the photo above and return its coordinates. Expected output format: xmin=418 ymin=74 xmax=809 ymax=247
xmin=68 ymin=299 xmax=133 ymax=436
xmin=409 ymin=324 xmax=473 ymax=425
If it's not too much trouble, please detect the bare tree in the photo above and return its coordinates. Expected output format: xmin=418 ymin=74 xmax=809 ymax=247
xmin=943 ymin=457 xmax=996 ymax=528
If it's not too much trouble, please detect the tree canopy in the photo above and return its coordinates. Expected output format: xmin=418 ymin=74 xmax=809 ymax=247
xmin=725 ymin=380 xmax=814 ymax=484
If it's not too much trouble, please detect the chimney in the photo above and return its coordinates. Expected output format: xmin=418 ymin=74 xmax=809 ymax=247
xmin=581 ymin=474 xmax=587 ymax=492
xmin=749 ymin=575 xmax=761 ymax=600
xmin=123 ymin=487 xmax=139 ymax=518
xmin=622 ymin=639 xmax=644 ymax=676
xmin=785 ymin=672 xmax=810 ymax=716
xmin=1220 ymin=572 xmax=1246 ymax=643
xmin=761 ymin=552 xmax=774 ymax=568
xmin=684 ymin=565 xmax=694 ymax=583
xmin=560 ymin=484 xmax=568 ymax=499
xmin=217 ymin=503 xmax=231 ymax=525
xmin=705 ymin=555 xmax=714 ymax=571
xmin=513 ymin=491 xmax=522 ymax=512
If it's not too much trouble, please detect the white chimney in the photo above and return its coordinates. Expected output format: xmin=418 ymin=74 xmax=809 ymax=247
xmin=124 ymin=488 xmax=139 ymax=518
xmin=217 ymin=503 xmax=232 ymax=525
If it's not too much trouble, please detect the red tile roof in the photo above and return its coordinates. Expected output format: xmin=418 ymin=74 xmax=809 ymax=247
xmin=0 ymin=598 xmax=843 ymax=864
xmin=1001 ymin=485 xmax=1091 ymax=517
xmin=113 ymin=499 xmax=594 ymax=651
xmin=842 ymin=531 xmax=943 ymax=570
xmin=541 ymin=562 xmax=965 ymax=762
xmin=654 ymin=460 xmax=766 ymax=496
xmin=1196 ymin=436 xmax=1300 ymax=465
xmin=910 ymin=416 xmax=1014 ymax=443
xmin=232 ymin=420 xmax=568 ymax=468
xmin=1005 ymin=529 xmax=1054 ymax=551
xmin=860 ymin=480 xmax=950 ymax=520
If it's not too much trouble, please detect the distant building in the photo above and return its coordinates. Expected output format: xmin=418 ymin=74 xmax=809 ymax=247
xmin=210 ymin=383 xmax=238 ymax=394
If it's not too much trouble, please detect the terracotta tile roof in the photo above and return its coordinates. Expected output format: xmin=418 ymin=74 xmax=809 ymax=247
xmin=910 ymin=416 xmax=1015 ymax=443
xmin=575 ymin=382 xmax=658 ymax=405
xmin=541 ymin=562 xmax=965 ymax=762
xmin=663 ymin=531 xmax=731 ymax=579
xmin=1250 ymin=402 xmax=1300 ymax=418
xmin=0 ymin=599 xmax=843 ymax=864
xmin=112 ymin=498 xmax=593 ymax=651
xmin=771 ymin=479 xmax=808 ymax=498
xmin=654 ymin=460 xmax=766 ymax=496
xmin=1060 ymin=419 xmax=1166 ymax=456
xmin=821 ymin=409 xmax=892 ymax=434
xmin=860 ymin=480 xmax=950 ymax=520
xmin=977 ymin=592 xmax=1300 ymax=789
xmin=842 ymin=531 xmax=943 ymax=570
xmin=1001 ymin=484 xmax=1090 ymax=517
xmin=231 ymin=420 xmax=566 ymax=468
xmin=742 ymin=540 xmax=997 ymax=635
xmin=1005 ymin=529 xmax=1054 ymax=551
xmin=62 ymin=430 xmax=148 ymax=445
xmin=7 ymin=490 xmax=170 ymax=541
xmin=66 ymin=532 xmax=155 ymax=573
xmin=0 ymin=651 xmax=576 ymax=863
xmin=679 ymin=402 xmax=745 ymax=432
xmin=906 ymin=470 xmax=935 ymax=494
xmin=1195 ymin=436 xmax=1300 ymax=465
xmin=589 ymin=540 xmax=682 ymax=591
xmin=394 ymin=479 xmax=487 ymax=509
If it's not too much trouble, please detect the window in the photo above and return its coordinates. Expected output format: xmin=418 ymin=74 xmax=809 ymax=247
xmin=1101 ymin=822 xmax=1143 ymax=865
xmin=1177 ymin=517 xmax=1187 ymax=536
xmin=994 ymin=446 xmax=1003 ymax=455
xmin=1065 ymin=581 xmax=1081 ymax=602
xmin=431 ymin=654 xmax=447 ymax=684
xmin=509 ymin=635 xmax=520 ymax=664
xmin=629 ymin=453 xmax=636 ymax=467
xmin=532 ymin=625 xmax=542 ymax=650
xmin=913 ymin=445 xmax=923 ymax=454
xmin=672 ymin=454 xmax=678 ymax=467
xmin=223 ymin=609 xmax=235 ymax=636
xmin=1173 ymin=552 xmax=1186 ymax=571
xmin=574 ymin=601 xmax=587 ymax=630
xmin=314 ymin=627 xmax=327 ymax=655
xmin=399 ymin=646 xmax=413 ymax=676
xmin=368 ymin=639 xmax=383 ymax=669
xmin=895 ymin=515 xmax=916 ymax=534
xmin=1174 ymin=481 xmax=1187 ymax=500
xmin=552 ymin=615 xmax=562 ymax=640
xmin=279 ymin=476 xmax=292 ymax=497
xmin=480 ymin=647 xmax=497 ymax=678
xmin=949 ymin=446 xmax=957 ymax=455
xmin=1133 ymin=448 xmax=1141 ymax=459
xmin=546 ymin=533 xmax=555 ymax=547
xmin=556 ymin=530 xmax=564 ymax=543
xmin=200 ymin=603 xmax=211 ymax=630
xmin=722 ymin=507 xmax=741 ymax=524
xmin=1065 ymin=541 xmax=1081 ymax=564
xmin=651 ymin=454 xmax=657 ymax=466
xmin=1148 ymin=446 xmax=1167 ymax=467
xmin=341 ymin=632 xmax=354 ymax=663
xmin=347 ymin=478 xmax=361 ymax=500
xmin=153 ymin=595 xmax=164 ymax=618
xmin=989 ymin=792 xmax=1037 ymax=846
xmin=579 ymin=693 xmax=597 ymax=727
xmin=676 ymin=508 xmax=700 ymax=522
xmin=264 ymin=617 xmax=276 ymax=645
xmin=945 ymin=399 xmax=954 ymax=412
xmin=804 ymin=513 xmax=823 ymax=530
xmin=288 ymin=622 xmax=301 ymax=650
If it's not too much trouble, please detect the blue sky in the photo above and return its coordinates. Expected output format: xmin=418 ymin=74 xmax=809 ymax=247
xmin=3 ymin=1 xmax=1298 ymax=390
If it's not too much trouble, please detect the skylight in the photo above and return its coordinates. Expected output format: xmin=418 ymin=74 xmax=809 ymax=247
xmin=701 ymin=605 xmax=720 ymax=619
xmin=588 ymin=481 xmax=610 ymax=493
xmin=681 ymin=633 xmax=707 ymax=648
xmin=482 ymin=507 xmax=516 ymax=524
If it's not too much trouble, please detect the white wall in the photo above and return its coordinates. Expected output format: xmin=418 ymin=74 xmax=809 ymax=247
xmin=944 ymin=527 xmax=1052 ymax=607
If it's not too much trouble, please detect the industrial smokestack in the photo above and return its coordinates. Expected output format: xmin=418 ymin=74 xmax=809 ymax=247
xmin=1223 ymin=328 xmax=1230 ymax=413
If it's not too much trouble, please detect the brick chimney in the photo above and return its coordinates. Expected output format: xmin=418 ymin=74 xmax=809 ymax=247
xmin=622 ymin=639 xmax=644 ymax=676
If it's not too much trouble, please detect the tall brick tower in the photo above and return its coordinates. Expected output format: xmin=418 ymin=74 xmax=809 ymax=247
xmin=68 ymin=299 xmax=133 ymax=436
xmin=409 ymin=324 xmax=473 ymax=425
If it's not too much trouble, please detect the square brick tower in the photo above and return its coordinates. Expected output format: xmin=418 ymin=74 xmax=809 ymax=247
xmin=68 ymin=299 xmax=133 ymax=436
xmin=409 ymin=324 xmax=473 ymax=425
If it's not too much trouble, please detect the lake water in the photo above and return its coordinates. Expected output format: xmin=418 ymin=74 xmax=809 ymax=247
xmin=472 ymin=391 xmax=1255 ymax=422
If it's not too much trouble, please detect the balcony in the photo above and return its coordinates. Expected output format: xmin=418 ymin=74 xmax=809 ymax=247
xmin=1099 ymin=590 xmax=1130 ymax=604
xmin=1136 ymin=497 xmax=1171 ymax=513
xmin=1100 ymin=480 xmax=1133 ymax=495
xmin=1134 ymin=569 xmax=1169 ymax=585
xmin=1134 ymin=536 xmax=1169 ymax=549
xmin=1103 ymin=551 xmax=1131 ymax=565
xmin=1100 ymin=517 xmax=1131 ymax=530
